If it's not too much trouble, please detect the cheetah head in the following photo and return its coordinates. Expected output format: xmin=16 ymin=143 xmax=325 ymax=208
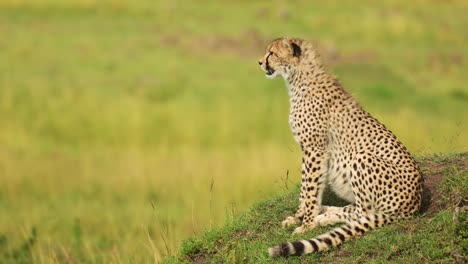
xmin=258 ymin=37 xmax=303 ymax=79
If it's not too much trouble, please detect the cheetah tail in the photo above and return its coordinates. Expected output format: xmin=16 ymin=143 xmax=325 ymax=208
xmin=268 ymin=213 xmax=392 ymax=257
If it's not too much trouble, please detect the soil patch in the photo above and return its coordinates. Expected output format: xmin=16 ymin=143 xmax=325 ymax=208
xmin=418 ymin=153 xmax=468 ymax=216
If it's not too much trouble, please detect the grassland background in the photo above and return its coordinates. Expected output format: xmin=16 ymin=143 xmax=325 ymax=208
xmin=0 ymin=0 xmax=467 ymax=263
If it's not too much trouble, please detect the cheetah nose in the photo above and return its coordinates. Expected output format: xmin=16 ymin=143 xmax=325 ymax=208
xmin=258 ymin=61 xmax=262 ymax=65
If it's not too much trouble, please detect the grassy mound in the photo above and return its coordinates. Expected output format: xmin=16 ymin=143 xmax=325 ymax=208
xmin=165 ymin=153 xmax=467 ymax=263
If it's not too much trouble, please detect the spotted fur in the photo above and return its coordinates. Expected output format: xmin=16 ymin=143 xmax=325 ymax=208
xmin=258 ymin=37 xmax=423 ymax=257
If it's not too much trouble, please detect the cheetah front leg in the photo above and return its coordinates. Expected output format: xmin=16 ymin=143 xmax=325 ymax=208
xmin=284 ymin=148 xmax=329 ymax=234
xmin=281 ymin=158 xmax=308 ymax=228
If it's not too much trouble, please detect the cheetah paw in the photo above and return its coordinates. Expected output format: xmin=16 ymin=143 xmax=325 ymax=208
xmin=292 ymin=223 xmax=317 ymax=235
xmin=292 ymin=225 xmax=306 ymax=234
xmin=314 ymin=213 xmax=342 ymax=227
xmin=314 ymin=214 xmax=329 ymax=226
xmin=281 ymin=216 xmax=298 ymax=228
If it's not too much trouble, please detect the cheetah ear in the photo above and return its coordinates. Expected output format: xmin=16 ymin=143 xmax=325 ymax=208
xmin=291 ymin=42 xmax=301 ymax=57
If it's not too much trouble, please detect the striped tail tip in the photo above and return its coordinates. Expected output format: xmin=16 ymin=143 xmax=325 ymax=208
xmin=268 ymin=245 xmax=282 ymax=257
xmin=269 ymin=242 xmax=302 ymax=257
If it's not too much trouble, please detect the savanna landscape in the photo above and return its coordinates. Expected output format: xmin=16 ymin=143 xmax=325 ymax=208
xmin=0 ymin=1 xmax=467 ymax=263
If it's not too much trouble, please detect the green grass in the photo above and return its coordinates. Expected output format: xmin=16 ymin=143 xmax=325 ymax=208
xmin=0 ymin=0 xmax=467 ymax=262
xmin=166 ymin=153 xmax=468 ymax=263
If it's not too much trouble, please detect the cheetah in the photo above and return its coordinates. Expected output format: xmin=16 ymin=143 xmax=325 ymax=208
xmin=258 ymin=37 xmax=423 ymax=257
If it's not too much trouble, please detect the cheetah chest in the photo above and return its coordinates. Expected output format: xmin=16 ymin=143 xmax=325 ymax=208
xmin=288 ymin=104 xmax=314 ymax=145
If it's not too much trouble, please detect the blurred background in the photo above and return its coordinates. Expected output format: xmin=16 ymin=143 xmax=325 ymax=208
xmin=0 ymin=0 xmax=467 ymax=262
